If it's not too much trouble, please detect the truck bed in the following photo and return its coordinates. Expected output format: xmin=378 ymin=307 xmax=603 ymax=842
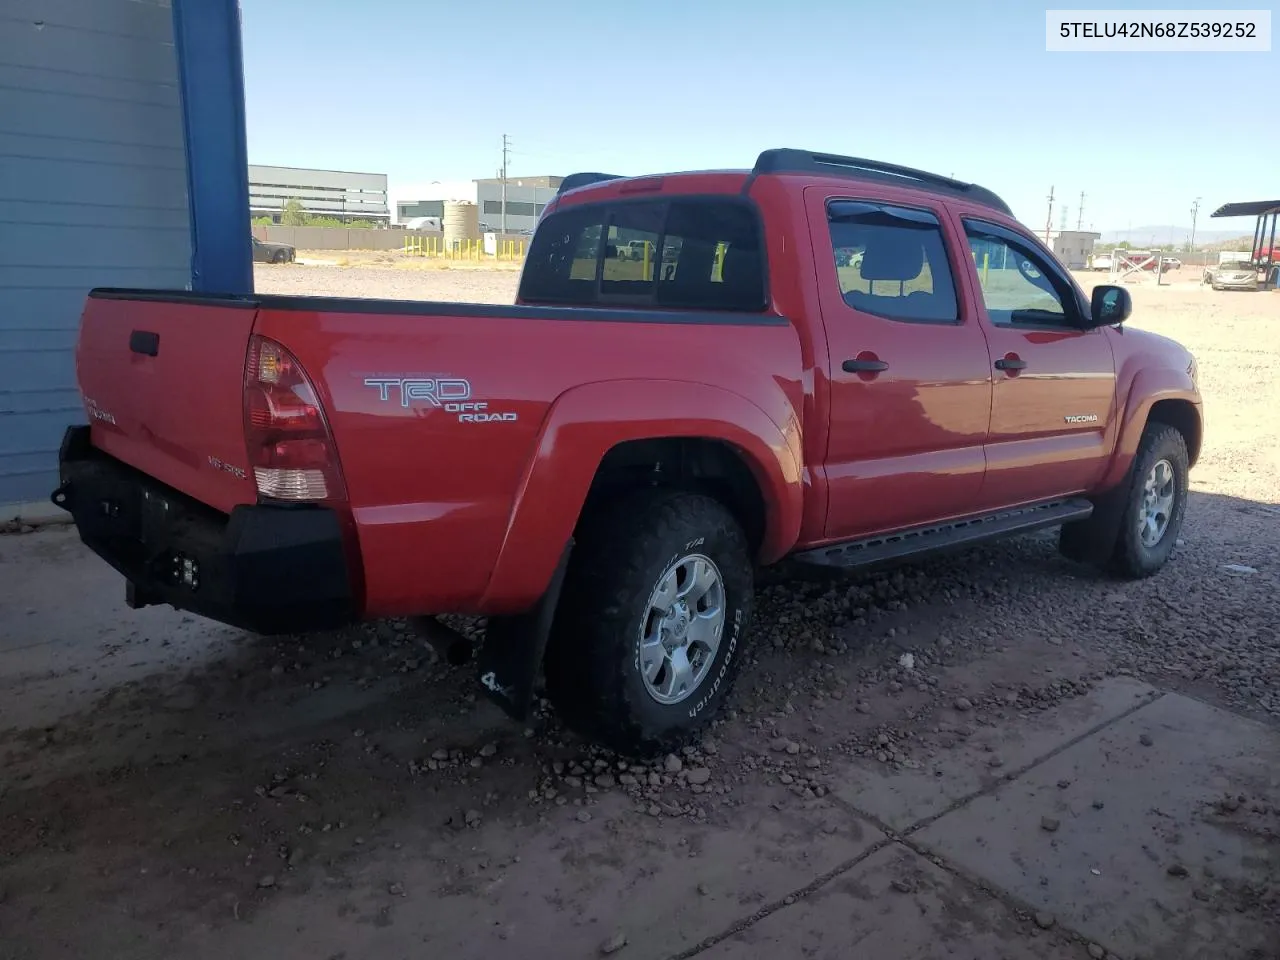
xmin=68 ymin=288 xmax=805 ymax=620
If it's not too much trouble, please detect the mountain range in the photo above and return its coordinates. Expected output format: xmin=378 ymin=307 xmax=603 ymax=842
xmin=1097 ymin=225 xmax=1253 ymax=246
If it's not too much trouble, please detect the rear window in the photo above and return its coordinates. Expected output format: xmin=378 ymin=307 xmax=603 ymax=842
xmin=518 ymin=197 xmax=767 ymax=311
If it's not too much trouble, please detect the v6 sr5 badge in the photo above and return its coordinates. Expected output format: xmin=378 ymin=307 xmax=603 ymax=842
xmin=363 ymin=376 xmax=518 ymax=423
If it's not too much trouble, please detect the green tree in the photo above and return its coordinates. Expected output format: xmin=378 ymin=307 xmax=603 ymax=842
xmin=281 ymin=198 xmax=307 ymax=226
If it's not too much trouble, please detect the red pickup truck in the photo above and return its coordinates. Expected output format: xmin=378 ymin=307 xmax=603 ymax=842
xmin=53 ymin=149 xmax=1203 ymax=755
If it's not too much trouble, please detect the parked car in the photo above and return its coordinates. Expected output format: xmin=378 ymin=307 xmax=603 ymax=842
xmin=1202 ymin=258 xmax=1258 ymax=290
xmin=251 ymin=235 xmax=296 ymax=264
xmin=834 ymin=248 xmax=864 ymax=269
xmin=616 ymin=239 xmax=651 ymax=261
xmin=52 ymin=148 xmax=1203 ymax=756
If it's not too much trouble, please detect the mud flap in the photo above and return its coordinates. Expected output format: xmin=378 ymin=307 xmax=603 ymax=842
xmin=476 ymin=540 xmax=574 ymax=722
xmin=1059 ymin=470 xmax=1132 ymax=566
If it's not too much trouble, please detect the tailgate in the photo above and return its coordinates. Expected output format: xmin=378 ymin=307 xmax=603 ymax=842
xmin=75 ymin=291 xmax=259 ymax=514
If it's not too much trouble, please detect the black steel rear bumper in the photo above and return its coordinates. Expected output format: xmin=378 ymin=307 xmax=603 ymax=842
xmin=51 ymin=426 xmax=355 ymax=635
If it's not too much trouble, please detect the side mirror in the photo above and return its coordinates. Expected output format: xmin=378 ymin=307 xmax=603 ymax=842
xmin=1089 ymin=284 xmax=1131 ymax=327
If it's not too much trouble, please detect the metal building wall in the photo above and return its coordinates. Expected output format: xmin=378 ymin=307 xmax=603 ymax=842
xmin=0 ymin=0 xmax=252 ymax=515
xmin=248 ymin=165 xmax=390 ymax=222
xmin=0 ymin=0 xmax=192 ymax=509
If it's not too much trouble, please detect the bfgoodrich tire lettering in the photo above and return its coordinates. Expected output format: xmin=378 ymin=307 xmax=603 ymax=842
xmin=1108 ymin=422 xmax=1190 ymax=579
xmin=544 ymin=489 xmax=754 ymax=756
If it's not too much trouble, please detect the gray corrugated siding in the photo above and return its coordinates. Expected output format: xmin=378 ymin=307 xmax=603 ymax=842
xmin=0 ymin=0 xmax=191 ymax=509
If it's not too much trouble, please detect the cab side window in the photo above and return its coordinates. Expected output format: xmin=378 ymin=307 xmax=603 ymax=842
xmin=963 ymin=221 xmax=1076 ymax=329
xmin=827 ymin=200 xmax=959 ymax=324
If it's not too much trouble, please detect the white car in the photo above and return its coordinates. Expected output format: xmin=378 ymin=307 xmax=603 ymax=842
xmin=1203 ymin=259 xmax=1259 ymax=291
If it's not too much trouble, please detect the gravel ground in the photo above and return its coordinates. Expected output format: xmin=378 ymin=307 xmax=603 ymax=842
xmin=0 ymin=262 xmax=1275 ymax=959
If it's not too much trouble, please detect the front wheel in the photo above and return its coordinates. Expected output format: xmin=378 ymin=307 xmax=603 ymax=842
xmin=544 ymin=489 xmax=755 ymax=756
xmin=1108 ymin=423 xmax=1190 ymax=579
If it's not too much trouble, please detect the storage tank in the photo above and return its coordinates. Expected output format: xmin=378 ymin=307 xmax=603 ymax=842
xmin=442 ymin=200 xmax=480 ymax=246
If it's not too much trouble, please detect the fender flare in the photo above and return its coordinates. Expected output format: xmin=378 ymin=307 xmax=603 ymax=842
xmin=1098 ymin=365 xmax=1201 ymax=492
xmin=480 ymin=379 xmax=804 ymax=611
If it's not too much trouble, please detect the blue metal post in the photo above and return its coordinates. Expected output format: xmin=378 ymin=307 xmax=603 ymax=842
xmin=171 ymin=0 xmax=253 ymax=293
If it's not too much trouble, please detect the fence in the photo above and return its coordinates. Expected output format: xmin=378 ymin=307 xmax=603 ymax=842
xmin=402 ymin=235 xmax=526 ymax=261
xmin=251 ymin=224 xmax=530 ymax=256
xmin=253 ymin=225 xmax=406 ymax=250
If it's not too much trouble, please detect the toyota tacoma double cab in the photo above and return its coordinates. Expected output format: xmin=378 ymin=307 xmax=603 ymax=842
xmin=53 ymin=148 xmax=1203 ymax=755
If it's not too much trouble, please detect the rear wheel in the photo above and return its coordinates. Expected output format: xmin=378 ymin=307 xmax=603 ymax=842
xmin=1107 ymin=423 xmax=1189 ymax=579
xmin=544 ymin=489 xmax=754 ymax=756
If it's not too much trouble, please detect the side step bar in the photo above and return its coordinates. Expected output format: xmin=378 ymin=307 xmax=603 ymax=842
xmin=792 ymin=497 xmax=1094 ymax=571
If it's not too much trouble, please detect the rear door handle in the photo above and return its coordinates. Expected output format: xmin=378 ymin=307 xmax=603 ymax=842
xmin=994 ymin=356 xmax=1026 ymax=371
xmin=843 ymin=358 xmax=889 ymax=373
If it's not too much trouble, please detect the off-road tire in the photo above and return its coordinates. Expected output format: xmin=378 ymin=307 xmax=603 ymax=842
xmin=1107 ymin=422 xmax=1189 ymax=579
xmin=544 ymin=489 xmax=754 ymax=756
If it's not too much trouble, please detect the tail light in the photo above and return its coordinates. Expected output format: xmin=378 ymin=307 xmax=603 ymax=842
xmin=243 ymin=335 xmax=347 ymax=502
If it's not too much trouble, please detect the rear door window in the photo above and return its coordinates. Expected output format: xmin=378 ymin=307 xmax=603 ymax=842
xmin=520 ymin=197 xmax=766 ymax=311
xmin=826 ymin=200 xmax=959 ymax=324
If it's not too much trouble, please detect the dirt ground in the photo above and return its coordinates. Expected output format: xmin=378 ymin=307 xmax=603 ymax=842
xmin=1 ymin=262 xmax=1277 ymax=960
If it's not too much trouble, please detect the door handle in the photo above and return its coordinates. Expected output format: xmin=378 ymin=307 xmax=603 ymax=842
xmin=129 ymin=330 xmax=160 ymax=357
xmin=994 ymin=356 xmax=1026 ymax=371
xmin=843 ymin=358 xmax=889 ymax=373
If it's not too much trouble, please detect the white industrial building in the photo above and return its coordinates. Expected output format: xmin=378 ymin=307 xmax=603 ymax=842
xmin=396 ymin=175 xmax=564 ymax=234
xmin=248 ymin=164 xmax=390 ymax=224
xmin=1047 ymin=229 xmax=1102 ymax=269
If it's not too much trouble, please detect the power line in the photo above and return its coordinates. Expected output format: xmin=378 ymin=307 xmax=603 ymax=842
xmin=1077 ymin=191 xmax=1085 ymax=230
xmin=1189 ymin=197 xmax=1201 ymax=250
xmin=1044 ymin=186 xmax=1055 ymax=242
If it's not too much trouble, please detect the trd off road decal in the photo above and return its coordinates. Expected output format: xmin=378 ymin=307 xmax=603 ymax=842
xmin=363 ymin=376 xmax=518 ymax=423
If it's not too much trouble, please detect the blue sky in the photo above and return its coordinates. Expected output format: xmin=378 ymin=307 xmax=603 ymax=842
xmin=240 ymin=0 xmax=1275 ymax=234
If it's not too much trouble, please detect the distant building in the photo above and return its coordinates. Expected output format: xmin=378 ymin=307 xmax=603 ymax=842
xmin=249 ymin=164 xmax=390 ymax=224
xmin=1047 ymin=229 xmax=1101 ymax=269
xmin=396 ymin=175 xmax=564 ymax=234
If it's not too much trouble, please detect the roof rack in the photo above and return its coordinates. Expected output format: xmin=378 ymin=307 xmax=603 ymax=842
xmin=753 ymin=148 xmax=1012 ymax=216
xmin=556 ymin=172 xmax=625 ymax=196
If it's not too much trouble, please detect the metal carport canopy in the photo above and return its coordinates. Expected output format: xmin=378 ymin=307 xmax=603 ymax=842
xmin=1210 ymin=200 xmax=1280 ymax=218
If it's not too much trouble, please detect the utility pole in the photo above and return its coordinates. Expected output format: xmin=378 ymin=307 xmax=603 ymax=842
xmin=1044 ymin=186 xmax=1055 ymax=243
xmin=1077 ymin=191 xmax=1085 ymax=230
xmin=1189 ymin=197 xmax=1201 ymax=251
xmin=500 ymin=134 xmax=511 ymax=235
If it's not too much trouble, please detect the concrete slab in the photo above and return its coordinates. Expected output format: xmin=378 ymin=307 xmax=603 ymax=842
xmin=833 ymin=676 xmax=1158 ymax=832
xmin=700 ymin=842 xmax=1082 ymax=960
xmin=914 ymin=693 xmax=1280 ymax=960
xmin=171 ymin=791 xmax=884 ymax=960
xmin=0 ymin=527 xmax=241 ymax=731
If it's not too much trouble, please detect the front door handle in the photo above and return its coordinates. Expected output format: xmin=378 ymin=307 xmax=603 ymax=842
xmin=994 ymin=356 xmax=1027 ymax=371
xmin=843 ymin=358 xmax=889 ymax=373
